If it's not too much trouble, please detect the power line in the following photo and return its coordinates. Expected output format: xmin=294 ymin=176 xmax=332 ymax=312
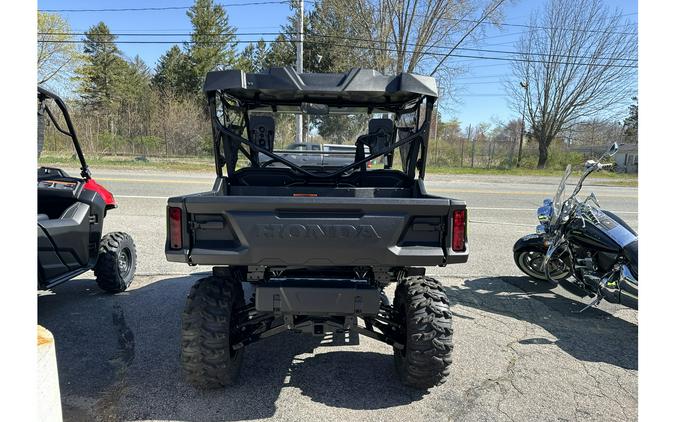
xmin=453 ymin=74 xmax=511 ymax=80
xmin=447 ymin=13 xmax=637 ymax=36
xmin=39 ymin=2 xmax=636 ymax=36
xmin=431 ymin=0 xmax=506 ymax=76
xmin=463 ymin=17 xmax=632 ymax=45
xmin=453 ymin=81 xmax=505 ymax=85
xmin=39 ymin=1 xmax=291 ymax=13
xmin=458 ymin=93 xmax=511 ymax=97
xmin=39 ymin=32 xmax=638 ymax=63
xmin=394 ymin=10 xmax=637 ymax=36
xmin=37 ymin=37 xmax=638 ymax=69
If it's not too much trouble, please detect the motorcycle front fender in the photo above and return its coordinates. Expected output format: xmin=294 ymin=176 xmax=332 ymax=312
xmin=513 ymin=233 xmax=548 ymax=253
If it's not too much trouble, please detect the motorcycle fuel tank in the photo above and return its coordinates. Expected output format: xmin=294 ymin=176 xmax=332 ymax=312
xmin=566 ymin=208 xmax=637 ymax=253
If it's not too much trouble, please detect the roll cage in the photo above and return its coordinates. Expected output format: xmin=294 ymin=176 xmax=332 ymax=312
xmin=38 ymin=86 xmax=91 ymax=179
xmin=204 ymin=67 xmax=438 ymax=181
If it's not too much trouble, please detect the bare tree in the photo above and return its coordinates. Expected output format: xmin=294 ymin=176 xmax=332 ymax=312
xmin=508 ymin=0 xmax=637 ymax=168
xmin=343 ymin=0 xmax=506 ymax=98
xmin=572 ymin=118 xmax=624 ymax=147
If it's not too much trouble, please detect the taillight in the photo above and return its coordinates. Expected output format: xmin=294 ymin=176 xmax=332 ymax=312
xmin=451 ymin=209 xmax=467 ymax=252
xmin=169 ymin=207 xmax=182 ymax=249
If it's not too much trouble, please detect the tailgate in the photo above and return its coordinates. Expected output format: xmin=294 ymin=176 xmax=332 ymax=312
xmin=166 ymin=195 xmax=467 ymax=267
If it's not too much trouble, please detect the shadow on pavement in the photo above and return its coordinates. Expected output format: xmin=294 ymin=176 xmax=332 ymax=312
xmin=444 ymin=276 xmax=637 ymax=371
xmin=38 ymin=275 xmax=424 ymax=422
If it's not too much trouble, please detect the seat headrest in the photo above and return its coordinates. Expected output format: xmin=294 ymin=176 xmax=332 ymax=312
xmin=248 ymin=115 xmax=275 ymax=151
xmin=368 ymin=118 xmax=394 ymax=134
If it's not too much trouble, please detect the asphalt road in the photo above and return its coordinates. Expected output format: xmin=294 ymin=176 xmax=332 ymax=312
xmin=38 ymin=169 xmax=638 ymax=422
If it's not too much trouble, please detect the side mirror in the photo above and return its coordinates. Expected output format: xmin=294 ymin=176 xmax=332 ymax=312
xmin=584 ymin=192 xmax=599 ymax=206
xmin=301 ymin=102 xmax=329 ymax=115
xmin=607 ymin=142 xmax=619 ymax=157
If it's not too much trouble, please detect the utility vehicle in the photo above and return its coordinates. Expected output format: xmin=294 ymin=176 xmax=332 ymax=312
xmin=38 ymin=87 xmax=137 ymax=292
xmin=166 ymin=67 xmax=468 ymax=389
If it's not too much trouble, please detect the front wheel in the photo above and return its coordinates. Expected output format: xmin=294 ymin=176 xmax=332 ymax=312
xmin=514 ymin=249 xmax=572 ymax=281
xmin=94 ymin=232 xmax=137 ymax=293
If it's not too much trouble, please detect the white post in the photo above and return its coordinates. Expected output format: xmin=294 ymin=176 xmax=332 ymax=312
xmin=38 ymin=325 xmax=63 ymax=422
xmin=295 ymin=0 xmax=304 ymax=143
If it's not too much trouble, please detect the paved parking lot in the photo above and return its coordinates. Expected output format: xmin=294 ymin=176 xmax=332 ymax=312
xmin=38 ymin=169 xmax=638 ymax=422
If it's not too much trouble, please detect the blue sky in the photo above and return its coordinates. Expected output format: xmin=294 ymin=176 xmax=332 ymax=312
xmin=38 ymin=0 xmax=637 ymax=127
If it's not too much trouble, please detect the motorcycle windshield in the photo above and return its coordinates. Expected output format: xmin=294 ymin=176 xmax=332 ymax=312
xmin=551 ymin=164 xmax=572 ymax=225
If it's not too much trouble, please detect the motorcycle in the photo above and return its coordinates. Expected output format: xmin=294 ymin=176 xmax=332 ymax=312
xmin=513 ymin=143 xmax=638 ymax=311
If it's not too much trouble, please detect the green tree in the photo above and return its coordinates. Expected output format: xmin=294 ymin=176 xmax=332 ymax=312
xmin=183 ymin=0 xmax=238 ymax=95
xmin=238 ymin=39 xmax=270 ymax=73
xmin=267 ymin=0 xmax=383 ymax=73
xmin=122 ymin=57 xmax=156 ymax=149
xmin=266 ymin=32 xmax=295 ymax=68
xmin=304 ymin=0 xmax=383 ymax=73
xmin=75 ymin=22 xmax=126 ymax=112
xmin=152 ymin=45 xmax=190 ymax=95
xmin=313 ymin=115 xmax=370 ymax=144
xmin=38 ymin=12 xmax=80 ymax=86
xmin=623 ymin=97 xmax=638 ymax=144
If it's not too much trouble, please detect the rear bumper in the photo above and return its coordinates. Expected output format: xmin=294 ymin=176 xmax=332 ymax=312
xmin=166 ymin=245 xmax=468 ymax=266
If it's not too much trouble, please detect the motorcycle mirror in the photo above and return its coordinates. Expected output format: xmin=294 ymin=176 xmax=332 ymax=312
xmin=607 ymin=142 xmax=619 ymax=157
xmin=584 ymin=192 xmax=599 ymax=206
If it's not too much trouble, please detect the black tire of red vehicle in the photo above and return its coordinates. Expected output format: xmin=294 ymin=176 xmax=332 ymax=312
xmin=181 ymin=274 xmax=245 ymax=389
xmin=94 ymin=232 xmax=137 ymax=293
xmin=393 ymin=276 xmax=453 ymax=389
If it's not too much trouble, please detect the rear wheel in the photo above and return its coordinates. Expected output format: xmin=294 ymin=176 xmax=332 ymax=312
xmin=393 ymin=276 xmax=453 ymax=389
xmin=181 ymin=273 xmax=245 ymax=388
xmin=514 ymin=249 xmax=572 ymax=281
xmin=94 ymin=232 xmax=137 ymax=293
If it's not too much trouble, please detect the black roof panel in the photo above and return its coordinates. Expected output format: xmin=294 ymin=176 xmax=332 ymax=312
xmin=203 ymin=67 xmax=438 ymax=107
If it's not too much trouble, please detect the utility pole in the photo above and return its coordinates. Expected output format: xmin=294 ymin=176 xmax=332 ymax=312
xmin=461 ymin=124 xmax=470 ymax=168
xmin=487 ymin=135 xmax=493 ymax=169
xmin=508 ymin=135 xmax=515 ymax=167
xmin=433 ymin=108 xmax=439 ymax=165
xmin=516 ymin=81 xmax=528 ymax=167
xmin=295 ymin=0 xmax=304 ymax=143
xmin=470 ymin=130 xmax=476 ymax=168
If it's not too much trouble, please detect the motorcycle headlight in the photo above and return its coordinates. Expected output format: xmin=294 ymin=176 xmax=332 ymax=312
xmin=537 ymin=203 xmax=553 ymax=223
